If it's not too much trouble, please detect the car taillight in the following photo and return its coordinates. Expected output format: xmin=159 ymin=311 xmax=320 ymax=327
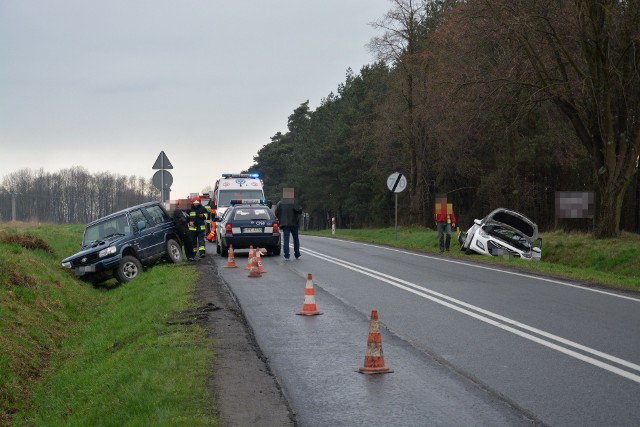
xmin=273 ymin=222 xmax=279 ymax=233
xmin=225 ymin=223 xmax=233 ymax=234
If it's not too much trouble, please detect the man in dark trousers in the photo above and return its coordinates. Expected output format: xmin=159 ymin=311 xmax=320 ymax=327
xmin=274 ymin=187 xmax=303 ymax=260
xmin=434 ymin=195 xmax=457 ymax=253
xmin=173 ymin=201 xmax=196 ymax=261
xmin=187 ymin=197 xmax=208 ymax=258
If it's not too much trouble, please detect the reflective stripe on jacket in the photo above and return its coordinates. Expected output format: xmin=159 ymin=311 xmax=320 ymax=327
xmin=434 ymin=212 xmax=456 ymax=224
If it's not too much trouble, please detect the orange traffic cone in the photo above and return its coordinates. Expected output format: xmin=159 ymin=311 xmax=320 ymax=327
xmin=225 ymin=245 xmax=238 ymax=268
xmin=357 ymin=310 xmax=393 ymax=374
xmin=246 ymin=245 xmax=255 ymax=270
xmin=297 ymin=273 xmax=323 ymax=316
xmin=206 ymin=231 xmax=216 ymax=242
xmin=256 ymin=248 xmax=266 ymax=273
xmin=248 ymin=252 xmax=262 ymax=278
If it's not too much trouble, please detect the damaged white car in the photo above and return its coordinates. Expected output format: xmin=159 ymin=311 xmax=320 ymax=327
xmin=458 ymin=208 xmax=542 ymax=260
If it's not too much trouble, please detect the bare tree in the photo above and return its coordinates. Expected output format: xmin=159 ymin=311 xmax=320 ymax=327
xmin=369 ymin=0 xmax=435 ymax=224
xmin=485 ymin=0 xmax=640 ymax=237
xmin=0 ymin=167 xmax=157 ymax=224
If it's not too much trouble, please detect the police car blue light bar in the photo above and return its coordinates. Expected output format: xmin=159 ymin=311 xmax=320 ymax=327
xmin=229 ymin=199 xmax=267 ymax=205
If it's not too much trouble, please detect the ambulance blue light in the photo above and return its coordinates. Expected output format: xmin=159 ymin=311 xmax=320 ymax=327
xmin=222 ymin=173 xmax=259 ymax=179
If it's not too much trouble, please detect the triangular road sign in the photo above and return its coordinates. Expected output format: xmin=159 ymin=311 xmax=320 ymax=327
xmin=152 ymin=151 xmax=173 ymax=169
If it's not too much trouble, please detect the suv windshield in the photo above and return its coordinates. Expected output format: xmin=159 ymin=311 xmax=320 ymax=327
xmin=82 ymin=213 xmax=131 ymax=246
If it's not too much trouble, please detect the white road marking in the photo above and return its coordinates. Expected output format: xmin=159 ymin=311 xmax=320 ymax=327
xmin=299 ymin=245 xmax=640 ymax=384
xmin=304 ymin=236 xmax=640 ymax=303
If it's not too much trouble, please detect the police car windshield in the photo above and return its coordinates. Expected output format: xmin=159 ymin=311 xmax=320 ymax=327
xmin=219 ymin=190 xmax=264 ymax=207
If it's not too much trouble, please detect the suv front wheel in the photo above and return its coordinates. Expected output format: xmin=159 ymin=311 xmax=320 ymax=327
xmin=115 ymin=255 xmax=142 ymax=283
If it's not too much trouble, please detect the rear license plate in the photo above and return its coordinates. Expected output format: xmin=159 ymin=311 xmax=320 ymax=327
xmin=243 ymin=228 xmax=263 ymax=233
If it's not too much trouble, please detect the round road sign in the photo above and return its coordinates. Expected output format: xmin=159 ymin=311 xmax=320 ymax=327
xmin=386 ymin=172 xmax=407 ymax=193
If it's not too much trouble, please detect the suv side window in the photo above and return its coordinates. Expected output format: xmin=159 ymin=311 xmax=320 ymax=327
xmin=144 ymin=205 xmax=170 ymax=226
xmin=130 ymin=209 xmax=147 ymax=231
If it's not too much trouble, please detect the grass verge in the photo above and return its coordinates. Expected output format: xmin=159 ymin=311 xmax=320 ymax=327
xmin=304 ymin=227 xmax=640 ymax=292
xmin=1 ymin=223 xmax=215 ymax=426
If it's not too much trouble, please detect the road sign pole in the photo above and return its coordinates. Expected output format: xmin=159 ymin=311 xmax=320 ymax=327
xmin=395 ymin=193 xmax=398 ymax=240
xmin=386 ymin=172 xmax=406 ymax=241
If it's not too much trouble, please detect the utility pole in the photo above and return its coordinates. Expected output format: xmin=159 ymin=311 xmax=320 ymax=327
xmin=11 ymin=193 xmax=16 ymax=221
xmin=2 ymin=192 xmax=21 ymax=221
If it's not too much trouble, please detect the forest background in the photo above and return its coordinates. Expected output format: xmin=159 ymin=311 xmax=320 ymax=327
xmin=1 ymin=0 xmax=639 ymax=238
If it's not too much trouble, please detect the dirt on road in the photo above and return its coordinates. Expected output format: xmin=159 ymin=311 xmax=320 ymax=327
xmin=192 ymin=256 xmax=296 ymax=426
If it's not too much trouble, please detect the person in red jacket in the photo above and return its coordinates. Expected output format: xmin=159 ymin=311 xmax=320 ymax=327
xmin=434 ymin=196 xmax=456 ymax=253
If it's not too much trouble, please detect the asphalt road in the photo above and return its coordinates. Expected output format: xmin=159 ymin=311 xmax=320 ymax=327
xmin=208 ymin=235 xmax=640 ymax=426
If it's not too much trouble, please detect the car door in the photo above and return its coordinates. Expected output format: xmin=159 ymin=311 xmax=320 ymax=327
xmin=129 ymin=208 xmax=157 ymax=262
xmin=141 ymin=204 xmax=170 ymax=258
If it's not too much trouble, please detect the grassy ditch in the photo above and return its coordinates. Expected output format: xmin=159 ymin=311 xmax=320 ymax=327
xmin=304 ymin=227 xmax=640 ymax=292
xmin=0 ymin=223 xmax=215 ymax=426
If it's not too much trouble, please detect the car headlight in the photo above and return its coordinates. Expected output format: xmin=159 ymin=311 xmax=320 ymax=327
xmin=99 ymin=246 xmax=117 ymax=258
xmin=61 ymin=261 xmax=72 ymax=268
xmin=478 ymin=228 xmax=489 ymax=238
xmin=475 ymin=240 xmax=485 ymax=250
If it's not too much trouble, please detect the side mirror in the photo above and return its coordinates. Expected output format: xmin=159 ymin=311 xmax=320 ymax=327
xmin=534 ymin=237 xmax=542 ymax=250
xmin=137 ymin=220 xmax=146 ymax=231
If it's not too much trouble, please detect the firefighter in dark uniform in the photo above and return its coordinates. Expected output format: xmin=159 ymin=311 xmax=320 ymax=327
xmin=188 ymin=197 xmax=208 ymax=258
xmin=173 ymin=202 xmax=196 ymax=261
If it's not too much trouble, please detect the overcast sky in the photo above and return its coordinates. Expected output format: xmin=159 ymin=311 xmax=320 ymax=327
xmin=0 ymin=0 xmax=390 ymax=199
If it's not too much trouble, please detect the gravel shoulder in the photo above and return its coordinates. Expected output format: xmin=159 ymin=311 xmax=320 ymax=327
xmin=193 ymin=256 xmax=296 ymax=426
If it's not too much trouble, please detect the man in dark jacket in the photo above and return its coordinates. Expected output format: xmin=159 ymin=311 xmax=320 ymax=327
xmin=274 ymin=188 xmax=303 ymax=260
xmin=187 ymin=197 xmax=208 ymax=258
xmin=173 ymin=202 xmax=196 ymax=261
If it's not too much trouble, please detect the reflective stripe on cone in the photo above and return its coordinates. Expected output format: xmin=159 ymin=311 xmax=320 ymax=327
xmin=297 ymin=273 xmax=322 ymax=316
xmin=357 ymin=310 xmax=393 ymax=374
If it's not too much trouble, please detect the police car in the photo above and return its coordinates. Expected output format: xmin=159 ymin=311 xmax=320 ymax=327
xmin=215 ymin=199 xmax=281 ymax=257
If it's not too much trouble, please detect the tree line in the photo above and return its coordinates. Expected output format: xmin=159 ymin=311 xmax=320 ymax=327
xmin=0 ymin=167 xmax=157 ymax=224
xmin=2 ymin=1 xmax=638 ymax=237
xmin=250 ymin=0 xmax=640 ymax=237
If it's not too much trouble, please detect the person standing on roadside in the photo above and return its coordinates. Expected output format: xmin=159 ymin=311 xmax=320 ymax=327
xmin=275 ymin=188 xmax=303 ymax=260
xmin=188 ymin=197 xmax=208 ymax=258
xmin=173 ymin=202 xmax=196 ymax=261
xmin=434 ymin=195 xmax=456 ymax=253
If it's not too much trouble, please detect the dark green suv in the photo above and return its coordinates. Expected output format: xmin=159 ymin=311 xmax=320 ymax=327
xmin=61 ymin=201 xmax=183 ymax=284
